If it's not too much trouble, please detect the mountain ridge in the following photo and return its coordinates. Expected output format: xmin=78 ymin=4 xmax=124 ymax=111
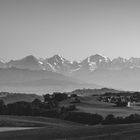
xmin=1 ymin=54 xmax=140 ymax=91
xmin=2 ymin=54 xmax=140 ymax=73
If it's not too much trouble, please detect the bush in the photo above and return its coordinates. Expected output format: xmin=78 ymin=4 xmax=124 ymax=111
xmin=65 ymin=112 xmax=103 ymax=125
xmin=102 ymin=114 xmax=116 ymax=124
xmin=124 ymin=114 xmax=140 ymax=123
xmin=0 ymin=99 xmax=6 ymax=114
xmin=7 ymin=101 xmax=31 ymax=116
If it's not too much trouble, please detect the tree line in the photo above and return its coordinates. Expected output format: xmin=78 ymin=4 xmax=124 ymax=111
xmin=0 ymin=92 xmax=140 ymax=125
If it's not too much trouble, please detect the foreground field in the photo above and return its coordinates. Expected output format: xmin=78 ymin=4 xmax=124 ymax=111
xmin=1 ymin=95 xmax=140 ymax=140
xmin=0 ymin=127 xmax=34 ymax=132
xmin=0 ymin=115 xmax=140 ymax=139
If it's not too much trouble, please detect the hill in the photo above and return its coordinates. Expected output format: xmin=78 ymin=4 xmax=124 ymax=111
xmin=0 ymin=93 xmax=43 ymax=104
xmin=68 ymin=88 xmax=121 ymax=96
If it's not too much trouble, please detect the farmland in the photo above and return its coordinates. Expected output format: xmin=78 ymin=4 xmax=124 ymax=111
xmin=60 ymin=95 xmax=140 ymax=117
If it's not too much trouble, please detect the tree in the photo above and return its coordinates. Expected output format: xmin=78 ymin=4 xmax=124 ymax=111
xmin=32 ymin=98 xmax=42 ymax=105
xmin=103 ymin=114 xmax=116 ymax=124
xmin=53 ymin=92 xmax=68 ymax=101
xmin=0 ymin=100 xmax=6 ymax=114
xmin=43 ymin=94 xmax=51 ymax=102
xmin=70 ymin=94 xmax=77 ymax=98
xmin=7 ymin=101 xmax=31 ymax=115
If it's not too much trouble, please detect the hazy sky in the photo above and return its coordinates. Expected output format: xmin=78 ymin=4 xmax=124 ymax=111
xmin=0 ymin=0 xmax=140 ymax=61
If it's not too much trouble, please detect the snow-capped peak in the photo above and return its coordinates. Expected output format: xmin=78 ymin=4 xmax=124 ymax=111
xmin=38 ymin=61 xmax=43 ymax=65
xmin=49 ymin=54 xmax=65 ymax=64
xmin=87 ymin=54 xmax=109 ymax=63
xmin=0 ymin=58 xmax=6 ymax=63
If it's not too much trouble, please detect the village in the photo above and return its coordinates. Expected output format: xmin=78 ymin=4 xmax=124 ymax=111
xmin=97 ymin=92 xmax=140 ymax=107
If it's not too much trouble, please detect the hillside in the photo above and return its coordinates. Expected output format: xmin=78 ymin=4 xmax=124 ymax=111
xmin=68 ymin=88 xmax=121 ymax=96
xmin=0 ymin=93 xmax=43 ymax=104
xmin=0 ymin=68 xmax=101 ymax=94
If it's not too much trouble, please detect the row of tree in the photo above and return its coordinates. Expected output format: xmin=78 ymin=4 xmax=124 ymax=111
xmin=0 ymin=92 xmax=140 ymax=125
xmin=64 ymin=112 xmax=140 ymax=125
xmin=1 ymin=98 xmax=140 ymax=125
xmin=0 ymin=92 xmax=76 ymax=117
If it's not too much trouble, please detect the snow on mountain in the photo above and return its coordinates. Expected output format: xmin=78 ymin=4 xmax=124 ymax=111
xmin=0 ymin=54 xmax=112 ymax=72
xmin=78 ymin=54 xmax=110 ymax=72
xmin=0 ymin=58 xmax=6 ymax=68
xmin=2 ymin=54 xmax=140 ymax=75
xmin=42 ymin=54 xmax=80 ymax=74
xmin=89 ymin=62 xmax=97 ymax=72
xmin=0 ymin=58 xmax=6 ymax=64
xmin=2 ymin=54 xmax=140 ymax=91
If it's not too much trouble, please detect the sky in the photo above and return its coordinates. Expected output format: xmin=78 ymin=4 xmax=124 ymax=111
xmin=0 ymin=0 xmax=140 ymax=61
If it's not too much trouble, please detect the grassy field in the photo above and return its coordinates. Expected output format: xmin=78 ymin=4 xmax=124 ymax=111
xmin=61 ymin=96 xmax=140 ymax=117
xmin=0 ymin=115 xmax=81 ymax=127
xmin=0 ymin=115 xmax=140 ymax=139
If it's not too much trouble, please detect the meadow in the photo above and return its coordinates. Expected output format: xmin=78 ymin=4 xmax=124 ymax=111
xmin=0 ymin=115 xmax=140 ymax=140
xmin=61 ymin=95 xmax=140 ymax=117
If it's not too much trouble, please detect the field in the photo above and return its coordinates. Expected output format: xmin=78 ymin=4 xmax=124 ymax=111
xmin=61 ymin=96 xmax=140 ymax=117
xmin=0 ymin=115 xmax=140 ymax=139
xmin=1 ymin=95 xmax=140 ymax=139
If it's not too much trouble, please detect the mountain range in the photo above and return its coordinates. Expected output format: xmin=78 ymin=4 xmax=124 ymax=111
xmin=1 ymin=54 xmax=140 ymax=92
xmin=2 ymin=54 xmax=140 ymax=73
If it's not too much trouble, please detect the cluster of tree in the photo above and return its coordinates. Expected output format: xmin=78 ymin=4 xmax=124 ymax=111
xmin=104 ymin=92 xmax=140 ymax=99
xmin=0 ymin=92 xmax=76 ymax=117
xmin=99 ymin=91 xmax=140 ymax=107
xmin=63 ymin=112 xmax=140 ymax=125
xmin=0 ymin=98 xmax=140 ymax=125
xmin=102 ymin=114 xmax=140 ymax=125
xmin=44 ymin=92 xmax=68 ymax=102
xmin=98 ymin=96 xmax=130 ymax=107
xmin=64 ymin=112 xmax=103 ymax=125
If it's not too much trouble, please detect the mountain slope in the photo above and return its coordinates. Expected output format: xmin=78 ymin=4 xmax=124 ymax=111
xmin=76 ymin=68 xmax=140 ymax=91
xmin=7 ymin=55 xmax=42 ymax=70
xmin=0 ymin=68 xmax=101 ymax=94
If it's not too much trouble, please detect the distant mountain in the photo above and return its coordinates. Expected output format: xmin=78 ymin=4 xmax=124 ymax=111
xmin=1 ymin=54 xmax=140 ymax=91
xmin=42 ymin=55 xmax=80 ymax=74
xmin=7 ymin=55 xmax=42 ymax=70
xmin=3 ymin=54 xmax=140 ymax=74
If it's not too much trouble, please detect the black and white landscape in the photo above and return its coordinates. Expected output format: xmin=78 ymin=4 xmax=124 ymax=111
xmin=1 ymin=0 xmax=140 ymax=140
